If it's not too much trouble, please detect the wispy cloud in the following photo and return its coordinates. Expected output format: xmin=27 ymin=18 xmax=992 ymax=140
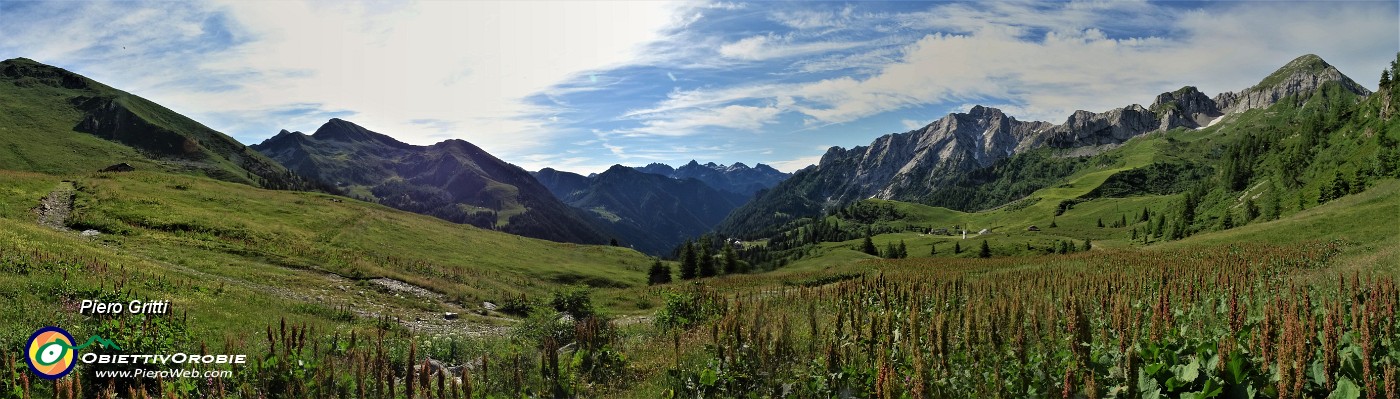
xmin=613 ymin=104 xmax=783 ymax=137
xmin=719 ymin=34 xmax=867 ymax=61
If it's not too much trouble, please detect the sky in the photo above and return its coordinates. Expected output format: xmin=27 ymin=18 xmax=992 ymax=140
xmin=1 ymin=1 xmax=1396 ymax=174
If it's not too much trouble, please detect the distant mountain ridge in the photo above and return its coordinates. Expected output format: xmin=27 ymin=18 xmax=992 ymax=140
xmin=718 ymin=54 xmax=1371 ymax=237
xmin=534 ymin=165 xmax=749 ymax=255
xmin=252 ymin=119 xmax=611 ymax=245
xmin=635 ymin=160 xmax=789 ymax=196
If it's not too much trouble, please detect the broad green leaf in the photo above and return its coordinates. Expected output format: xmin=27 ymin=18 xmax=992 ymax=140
xmin=1145 ymin=362 xmax=1166 ymax=376
xmin=1140 ymin=368 xmax=1164 ymax=399
xmin=1226 ymin=356 xmax=1249 ymax=384
xmin=1177 ymin=357 xmax=1201 ymax=383
xmin=1201 ymin=378 xmax=1224 ymax=398
xmin=1311 ymin=360 xmax=1329 ymax=390
xmin=699 ymin=368 xmax=718 ymax=387
xmin=1328 ymin=377 xmax=1360 ymax=399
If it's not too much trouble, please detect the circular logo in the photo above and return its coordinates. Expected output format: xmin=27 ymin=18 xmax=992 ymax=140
xmin=25 ymin=326 xmax=76 ymax=380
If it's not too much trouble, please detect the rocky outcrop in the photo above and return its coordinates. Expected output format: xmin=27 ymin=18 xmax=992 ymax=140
xmin=1150 ymin=86 xmax=1222 ymax=129
xmin=1214 ymin=54 xmax=1370 ymax=115
xmin=1034 ymin=104 xmax=1160 ymax=149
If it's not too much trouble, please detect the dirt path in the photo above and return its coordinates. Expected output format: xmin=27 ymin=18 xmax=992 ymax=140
xmin=35 ymin=181 xmax=74 ymax=230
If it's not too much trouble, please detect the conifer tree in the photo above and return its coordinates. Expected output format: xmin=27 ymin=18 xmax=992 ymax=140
xmin=1083 ymin=239 xmax=1092 ymax=251
xmin=897 ymin=240 xmax=908 ymax=259
xmin=680 ymin=243 xmax=698 ymax=280
xmin=978 ymin=240 xmax=991 ymax=258
xmin=699 ymin=244 xmax=717 ymax=278
xmin=647 ymin=259 xmax=672 ymax=285
xmin=955 ymin=242 xmax=962 ymax=254
xmin=861 ymin=234 xmax=878 ymax=256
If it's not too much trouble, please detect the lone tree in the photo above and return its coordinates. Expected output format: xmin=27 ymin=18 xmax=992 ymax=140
xmin=861 ymin=235 xmax=879 ymax=256
xmin=647 ymin=259 xmax=672 ymax=285
xmin=978 ymin=240 xmax=991 ymax=258
xmin=680 ymin=242 xmax=698 ymax=280
xmin=954 ymin=242 xmax=962 ymax=254
xmin=1083 ymin=239 xmax=1093 ymax=251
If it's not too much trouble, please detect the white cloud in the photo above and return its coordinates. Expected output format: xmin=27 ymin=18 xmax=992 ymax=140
xmin=623 ymin=83 xmax=794 ymax=118
xmin=767 ymin=154 xmax=823 ymax=172
xmin=770 ymin=5 xmax=858 ymax=30
xmin=789 ymin=46 xmax=902 ymax=74
xmin=645 ymin=2 xmax=1397 ymax=128
xmin=616 ymin=104 xmax=782 ymax=137
xmin=900 ymin=119 xmax=924 ymax=130
xmin=718 ymin=35 xmax=866 ymax=61
xmin=2 ymin=0 xmax=691 ymax=157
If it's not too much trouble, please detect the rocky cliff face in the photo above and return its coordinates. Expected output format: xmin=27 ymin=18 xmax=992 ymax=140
xmin=1149 ymin=86 xmax=1222 ymax=129
xmin=718 ymin=54 xmax=1371 ymax=237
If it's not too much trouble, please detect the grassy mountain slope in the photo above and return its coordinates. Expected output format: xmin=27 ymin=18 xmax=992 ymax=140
xmin=0 ymin=58 xmax=309 ymax=189
xmin=0 ymin=168 xmax=653 ymax=345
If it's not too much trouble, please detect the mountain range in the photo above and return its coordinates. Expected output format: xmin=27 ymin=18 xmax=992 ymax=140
xmin=718 ymin=54 xmax=1371 ymax=237
xmin=634 ymin=161 xmax=788 ymax=196
xmin=250 ymin=119 xmax=611 ymax=245
xmin=533 ymin=165 xmax=753 ymax=255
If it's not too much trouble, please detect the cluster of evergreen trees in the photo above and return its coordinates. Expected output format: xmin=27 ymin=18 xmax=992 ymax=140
xmin=858 ymin=233 xmax=908 ymax=259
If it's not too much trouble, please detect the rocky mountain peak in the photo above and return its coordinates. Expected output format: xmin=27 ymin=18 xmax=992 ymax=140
xmin=1215 ymin=54 xmax=1370 ymax=115
xmin=310 ymin=119 xmax=414 ymax=148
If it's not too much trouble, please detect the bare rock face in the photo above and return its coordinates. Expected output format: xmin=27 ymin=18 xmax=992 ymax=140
xmin=1151 ymin=86 xmax=1222 ymax=129
xmin=1033 ymin=104 xmax=1159 ymax=149
xmin=1214 ymin=54 xmax=1371 ymax=115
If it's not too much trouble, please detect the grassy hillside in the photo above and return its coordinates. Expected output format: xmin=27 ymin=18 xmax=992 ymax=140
xmin=0 ymin=58 xmax=313 ymax=189
xmin=0 ymin=168 xmax=662 ymax=395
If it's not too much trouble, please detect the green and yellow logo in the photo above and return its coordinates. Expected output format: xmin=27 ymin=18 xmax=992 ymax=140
xmin=25 ymin=326 xmax=119 ymax=380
